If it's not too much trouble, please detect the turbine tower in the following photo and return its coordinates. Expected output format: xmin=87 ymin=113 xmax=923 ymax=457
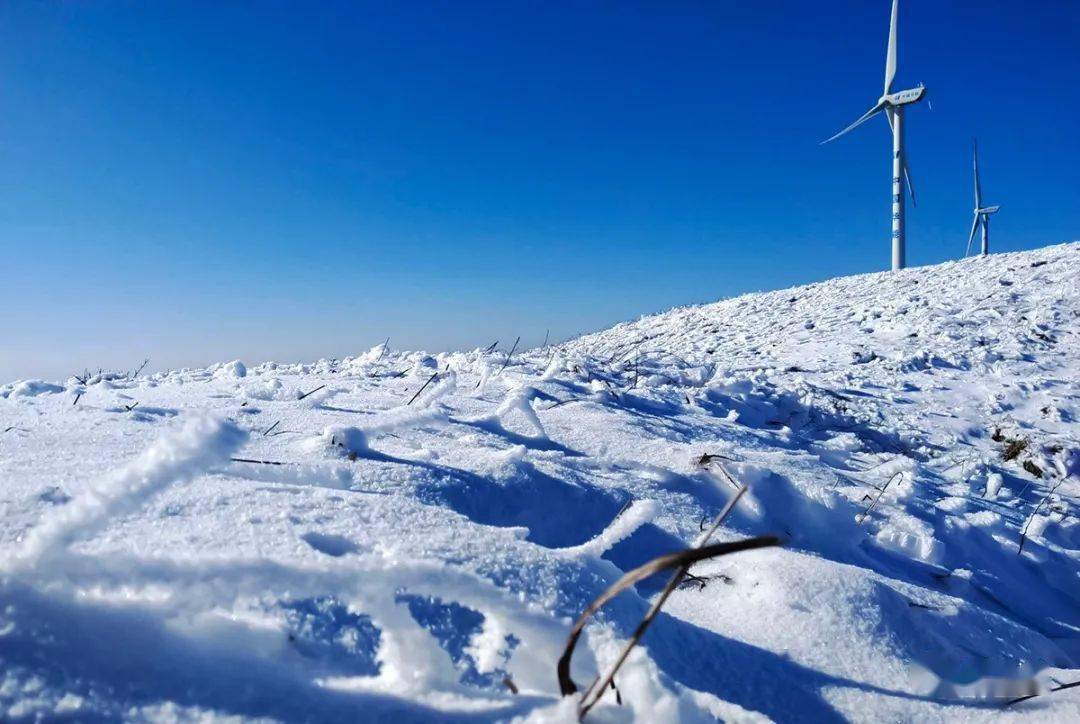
xmin=823 ymin=0 xmax=926 ymax=271
xmin=965 ymin=139 xmax=1000 ymax=257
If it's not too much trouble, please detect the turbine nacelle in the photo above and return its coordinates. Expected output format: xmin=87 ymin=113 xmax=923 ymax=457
xmin=976 ymin=205 xmax=1000 ymax=215
xmin=881 ymin=86 xmax=925 ymax=107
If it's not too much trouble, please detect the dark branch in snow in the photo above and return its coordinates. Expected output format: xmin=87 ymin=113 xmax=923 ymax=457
xmin=856 ymin=471 xmax=904 ymax=524
xmin=230 ymin=457 xmax=287 ymax=466
xmin=130 ymin=357 xmax=150 ymax=379
xmin=559 ymin=485 xmax=778 ymax=720
xmin=1018 ymin=477 xmax=1066 ymax=555
xmin=297 ymin=384 xmax=326 ymax=401
xmin=495 ymin=336 xmax=520 ymax=377
xmin=1005 ymin=679 xmax=1080 ymax=707
xmin=407 ymin=372 xmax=438 ymax=406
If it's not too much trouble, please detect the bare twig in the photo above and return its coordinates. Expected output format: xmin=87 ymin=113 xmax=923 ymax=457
xmin=558 ymin=532 xmax=778 ymax=718
xmin=297 ymin=384 xmax=326 ymax=401
xmin=564 ymin=487 xmax=770 ymax=719
xmin=695 ymin=453 xmax=735 ymax=468
xmin=376 ymin=337 xmax=390 ymax=363
xmin=496 ymin=336 xmax=520 ymax=377
xmin=697 ymin=455 xmax=742 ymax=491
xmin=263 ymin=420 xmax=281 ymax=436
xmin=130 ymin=357 xmax=150 ymax=379
xmin=1005 ymin=679 xmax=1080 ymax=707
xmin=1018 ymin=477 xmax=1067 ymax=555
xmin=856 ymin=472 xmax=903 ymax=524
xmin=407 ymin=372 xmax=439 ymax=406
xmin=483 ymin=340 xmax=499 ymax=354
xmin=679 ymin=571 xmax=711 ymax=591
xmin=230 ymin=457 xmax=286 ymax=466
xmin=541 ymin=397 xmax=580 ymax=411
xmin=627 ymin=354 xmax=640 ymax=390
xmin=123 ymin=402 xmax=139 ymax=412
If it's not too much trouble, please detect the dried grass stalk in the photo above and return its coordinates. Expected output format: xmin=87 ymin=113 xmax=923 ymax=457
xmin=557 ymin=486 xmax=780 ymax=719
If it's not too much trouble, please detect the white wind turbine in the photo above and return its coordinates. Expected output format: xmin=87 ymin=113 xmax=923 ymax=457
xmin=965 ymin=139 xmax=1000 ymax=257
xmin=822 ymin=0 xmax=926 ymax=271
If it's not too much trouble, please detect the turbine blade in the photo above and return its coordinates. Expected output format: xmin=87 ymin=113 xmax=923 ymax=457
xmin=885 ymin=0 xmax=899 ymax=94
xmin=821 ymin=101 xmax=886 ymax=144
xmin=885 ymin=109 xmax=916 ymax=206
xmin=904 ymin=160 xmax=916 ymax=207
xmin=965 ymin=215 xmax=980 ymax=257
xmin=973 ymin=139 xmax=982 ymax=208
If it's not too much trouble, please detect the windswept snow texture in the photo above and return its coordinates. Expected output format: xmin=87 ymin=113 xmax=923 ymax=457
xmin=2 ymin=244 xmax=1079 ymax=722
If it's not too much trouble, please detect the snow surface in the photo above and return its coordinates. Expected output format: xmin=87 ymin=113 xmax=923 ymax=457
xmin=1 ymin=243 xmax=1078 ymax=722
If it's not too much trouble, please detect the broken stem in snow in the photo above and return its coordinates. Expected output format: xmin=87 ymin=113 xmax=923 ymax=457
xmin=297 ymin=384 xmax=326 ymax=401
xmin=263 ymin=420 xmax=281 ymax=436
xmin=561 ymin=486 xmax=771 ymax=720
xmin=856 ymin=471 xmax=904 ymax=524
xmin=407 ymin=372 xmax=438 ymax=406
xmin=230 ymin=457 xmax=287 ymax=466
xmin=560 ymin=537 xmax=778 ymax=718
xmin=1018 ymin=477 xmax=1067 ymax=555
xmin=129 ymin=357 xmax=150 ymax=379
xmin=696 ymin=455 xmax=742 ymax=491
xmin=1005 ymin=678 xmax=1080 ymax=707
xmin=496 ymin=336 xmax=520 ymax=376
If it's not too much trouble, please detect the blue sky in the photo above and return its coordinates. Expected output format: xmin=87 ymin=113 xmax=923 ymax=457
xmin=1 ymin=1 xmax=1076 ymax=381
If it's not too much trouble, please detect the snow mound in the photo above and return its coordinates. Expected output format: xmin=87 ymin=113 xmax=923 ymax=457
xmin=1 ymin=379 xmax=64 ymax=398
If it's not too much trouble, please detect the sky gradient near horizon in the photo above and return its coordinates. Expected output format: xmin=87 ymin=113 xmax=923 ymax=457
xmin=1 ymin=1 xmax=1077 ymax=381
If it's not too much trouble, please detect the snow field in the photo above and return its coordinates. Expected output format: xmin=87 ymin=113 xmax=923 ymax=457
xmin=0 ymin=243 xmax=1078 ymax=721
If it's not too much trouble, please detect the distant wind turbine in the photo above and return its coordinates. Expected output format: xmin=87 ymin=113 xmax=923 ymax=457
xmin=822 ymin=0 xmax=927 ymax=271
xmin=965 ymin=139 xmax=1000 ymax=257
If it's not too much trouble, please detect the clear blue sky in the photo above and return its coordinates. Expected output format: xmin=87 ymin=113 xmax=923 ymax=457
xmin=1 ymin=1 xmax=1076 ymax=381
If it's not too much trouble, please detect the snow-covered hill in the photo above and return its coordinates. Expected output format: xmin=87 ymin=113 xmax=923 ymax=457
xmin=2 ymin=244 xmax=1078 ymax=722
